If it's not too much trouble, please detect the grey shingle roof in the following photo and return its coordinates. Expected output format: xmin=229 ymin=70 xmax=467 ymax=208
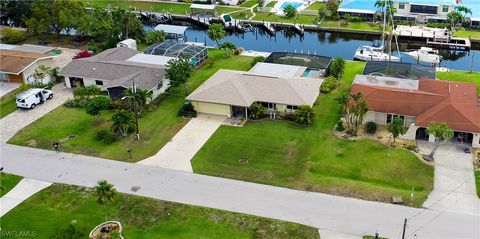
xmin=59 ymin=47 xmax=166 ymax=90
xmin=187 ymin=70 xmax=322 ymax=107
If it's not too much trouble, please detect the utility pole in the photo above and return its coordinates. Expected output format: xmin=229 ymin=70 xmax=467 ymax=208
xmin=132 ymin=81 xmax=140 ymax=140
xmin=402 ymin=218 xmax=408 ymax=239
xmin=470 ymin=52 xmax=475 ymax=73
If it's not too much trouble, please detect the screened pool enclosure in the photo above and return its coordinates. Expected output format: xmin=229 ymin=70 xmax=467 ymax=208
xmin=143 ymin=41 xmax=208 ymax=68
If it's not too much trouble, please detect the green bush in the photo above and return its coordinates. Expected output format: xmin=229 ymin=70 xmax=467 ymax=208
xmin=320 ymin=76 xmax=339 ymax=93
xmin=95 ymin=128 xmax=117 ymax=144
xmin=336 ymin=121 xmax=345 ymax=131
xmin=145 ymin=30 xmax=166 ymax=45
xmin=64 ymin=100 xmax=78 ymax=108
xmin=250 ymin=56 xmax=266 ymax=67
xmin=364 ymin=121 xmax=377 ymax=134
xmin=293 ymin=105 xmax=315 ymax=126
xmin=85 ymin=96 xmax=112 ymax=116
xmin=73 ymin=85 xmax=102 ymax=99
xmin=2 ymin=27 xmax=25 ymax=44
xmin=248 ymin=102 xmax=266 ymax=119
xmin=178 ymin=101 xmax=197 ymax=117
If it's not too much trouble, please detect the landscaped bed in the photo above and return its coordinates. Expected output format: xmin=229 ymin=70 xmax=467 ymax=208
xmin=0 ymin=173 xmax=23 ymax=197
xmin=8 ymin=49 xmax=253 ymax=162
xmin=192 ymin=61 xmax=434 ymax=207
xmin=1 ymin=184 xmax=319 ymax=238
xmin=475 ymin=171 xmax=480 ymax=198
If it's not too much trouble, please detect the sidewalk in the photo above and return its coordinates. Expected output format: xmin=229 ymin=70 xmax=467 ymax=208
xmin=0 ymin=178 xmax=51 ymax=217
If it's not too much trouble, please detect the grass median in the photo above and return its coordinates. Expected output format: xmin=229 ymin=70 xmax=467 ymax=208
xmin=1 ymin=184 xmax=319 ymax=238
xmin=192 ymin=61 xmax=434 ymax=207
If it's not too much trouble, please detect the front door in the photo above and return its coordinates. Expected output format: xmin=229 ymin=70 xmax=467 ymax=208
xmin=231 ymin=106 xmax=246 ymax=118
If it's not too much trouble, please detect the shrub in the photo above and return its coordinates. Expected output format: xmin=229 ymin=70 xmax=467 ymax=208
xmin=205 ymin=58 xmax=215 ymax=68
xmin=364 ymin=121 xmax=377 ymax=134
xmin=145 ymin=30 xmax=166 ymax=45
xmin=110 ymin=99 xmax=129 ymax=110
xmin=178 ymin=101 xmax=197 ymax=117
xmin=65 ymin=100 xmax=78 ymax=108
xmin=343 ymin=14 xmax=361 ymax=22
xmin=2 ymin=27 xmax=25 ymax=44
xmin=233 ymin=48 xmax=244 ymax=55
xmin=320 ymin=76 xmax=339 ymax=93
xmin=250 ymin=56 xmax=266 ymax=67
xmin=72 ymin=50 xmax=92 ymax=59
xmin=73 ymin=85 xmax=102 ymax=99
xmin=85 ymin=96 xmax=112 ymax=117
xmin=293 ymin=105 xmax=315 ymax=126
xmin=95 ymin=128 xmax=117 ymax=144
xmin=336 ymin=121 xmax=345 ymax=132
xmin=405 ymin=144 xmax=416 ymax=151
xmin=248 ymin=102 xmax=266 ymax=119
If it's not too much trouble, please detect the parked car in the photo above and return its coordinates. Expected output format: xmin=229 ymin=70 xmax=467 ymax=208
xmin=16 ymin=88 xmax=53 ymax=109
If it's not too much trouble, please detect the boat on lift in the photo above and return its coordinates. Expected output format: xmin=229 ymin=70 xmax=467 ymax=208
xmin=354 ymin=45 xmax=401 ymax=62
xmin=405 ymin=47 xmax=442 ymax=64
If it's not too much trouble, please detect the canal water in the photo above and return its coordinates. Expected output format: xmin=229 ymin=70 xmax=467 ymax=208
xmin=151 ymin=24 xmax=480 ymax=72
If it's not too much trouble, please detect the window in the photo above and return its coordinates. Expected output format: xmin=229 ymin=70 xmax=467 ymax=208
xmin=95 ymin=80 xmax=103 ymax=86
xmin=410 ymin=5 xmax=438 ymax=14
xmin=259 ymin=102 xmax=276 ymax=110
xmin=287 ymin=105 xmax=298 ymax=110
xmin=399 ymin=3 xmax=405 ymax=9
xmin=442 ymin=5 xmax=449 ymax=12
xmin=386 ymin=114 xmax=405 ymax=125
xmin=157 ymin=81 xmax=163 ymax=90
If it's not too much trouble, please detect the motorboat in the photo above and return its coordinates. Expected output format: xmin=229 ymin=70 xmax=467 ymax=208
xmin=405 ymin=47 xmax=442 ymax=64
xmin=354 ymin=46 xmax=401 ymax=62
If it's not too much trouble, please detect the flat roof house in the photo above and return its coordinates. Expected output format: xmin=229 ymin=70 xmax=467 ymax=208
xmin=0 ymin=49 xmax=55 ymax=83
xmin=186 ymin=69 xmax=322 ymax=118
xmin=350 ymin=75 xmax=480 ymax=149
xmin=60 ymin=47 xmax=169 ymax=99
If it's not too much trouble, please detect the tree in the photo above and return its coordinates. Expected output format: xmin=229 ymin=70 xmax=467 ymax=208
xmin=387 ymin=117 xmax=405 ymax=143
xmin=31 ymin=65 xmax=52 ymax=83
xmin=455 ymin=6 xmax=472 ymax=18
xmin=257 ymin=0 xmax=265 ymax=7
xmin=123 ymin=87 xmax=152 ymax=115
xmin=425 ymin=122 xmax=453 ymax=160
xmin=1 ymin=27 xmax=25 ymax=44
xmin=111 ymin=110 xmax=135 ymax=136
xmin=320 ymin=76 xmax=339 ymax=93
xmin=447 ymin=11 xmax=465 ymax=30
xmin=293 ymin=105 xmax=315 ymax=126
xmin=165 ymin=56 xmax=194 ymax=95
xmin=73 ymin=50 xmax=92 ymax=59
xmin=94 ymin=180 xmax=116 ymax=222
xmin=335 ymin=92 xmax=368 ymax=135
xmin=1 ymin=0 xmax=33 ymax=27
xmin=283 ymin=5 xmax=298 ymax=18
xmin=85 ymin=96 xmax=112 ymax=117
xmin=328 ymin=57 xmax=345 ymax=79
xmin=145 ymin=30 xmax=166 ymax=45
xmin=207 ymin=23 xmax=226 ymax=47
xmin=219 ymin=41 xmax=236 ymax=56
xmin=248 ymin=102 xmax=266 ymax=119
xmin=25 ymin=0 xmax=86 ymax=36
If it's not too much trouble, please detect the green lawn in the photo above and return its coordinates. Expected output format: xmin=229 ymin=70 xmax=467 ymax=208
xmin=452 ymin=29 xmax=480 ymax=40
xmin=475 ymin=171 xmax=480 ymax=198
xmin=436 ymin=70 xmax=480 ymax=94
xmin=240 ymin=0 xmax=257 ymax=8
xmin=0 ymin=92 xmax=17 ymax=119
xmin=9 ymin=50 xmax=253 ymax=162
xmin=230 ymin=9 xmax=254 ymax=20
xmin=0 ymin=173 xmax=23 ymax=197
xmin=305 ymin=2 xmax=323 ymax=10
xmin=266 ymin=1 xmax=277 ymax=7
xmin=192 ymin=61 xmax=434 ymax=207
xmin=1 ymin=184 xmax=319 ymax=239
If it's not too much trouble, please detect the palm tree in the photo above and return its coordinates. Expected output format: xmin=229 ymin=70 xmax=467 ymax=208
xmin=94 ymin=180 xmax=116 ymax=222
xmin=31 ymin=65 xmax=52 ymax=83
xmin=123 ymin=88 xmax=152 ymax=114
xmin=328 ymin=57 xmax=345 ymax=79
xmin=387 ymin=117 xmax=405 ymax=143
xmin=219 ymin=41 xmax=236 ymax=56
xmin=207 ymin=23 xmax=226 ymax=47
xmin=111 ymin=110 xmax=135 ymax=136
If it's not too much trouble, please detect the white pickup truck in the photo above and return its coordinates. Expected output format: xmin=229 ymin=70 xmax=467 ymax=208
xmin=16 ymin=88 xmax=53 ymax=109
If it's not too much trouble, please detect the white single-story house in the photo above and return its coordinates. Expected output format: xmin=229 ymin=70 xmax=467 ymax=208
xmin=59 ymin=47 xmax=169 ymax=99
xmin=350 ymin=75 xmax=480 ymax=149
xmin=0 ymin=49 xmax=55 ymax=83
xmin=186 ymin=69 xmax=322 ymax=118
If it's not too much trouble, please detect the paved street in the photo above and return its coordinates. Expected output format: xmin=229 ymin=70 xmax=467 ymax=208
xmin=138 ymin=114 xmax=225 ymax=172
xmin=0 ymin=84 xmax=72 ymax=143
xmin=2 ymin=144 xmax=479 ymax=239
xmin=420 ymin=142 xmax=480 ymax=216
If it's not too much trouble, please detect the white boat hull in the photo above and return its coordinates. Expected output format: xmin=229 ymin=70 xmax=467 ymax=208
xmin=406 ymin=52 xmax=442 ymax=64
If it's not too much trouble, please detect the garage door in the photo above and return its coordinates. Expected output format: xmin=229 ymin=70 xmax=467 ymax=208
xmin=193 ymin=101 xmax=231 ymax=117
xmin=8 ymin=74 xmax=23 ymax=83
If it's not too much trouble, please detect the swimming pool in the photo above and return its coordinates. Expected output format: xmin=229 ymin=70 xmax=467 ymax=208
xmin=280 ymin=2 xmax=304 ymax=10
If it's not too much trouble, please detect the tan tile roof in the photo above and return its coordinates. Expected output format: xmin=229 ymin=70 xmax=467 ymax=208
xmin=0 ymin=49 xmax=53 ymax=74
xmin=187 ymin=69 xmax=322 ymax=107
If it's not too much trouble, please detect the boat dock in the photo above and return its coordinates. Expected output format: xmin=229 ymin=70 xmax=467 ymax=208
xmin=393 ymin=25 xmax=471 ymax=50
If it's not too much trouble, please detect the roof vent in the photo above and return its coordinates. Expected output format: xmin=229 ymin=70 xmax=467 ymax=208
xmin=156 ymin=73 xmax=159 ymax=77
xmin=92 ymin=67 xmax=96 ymax=71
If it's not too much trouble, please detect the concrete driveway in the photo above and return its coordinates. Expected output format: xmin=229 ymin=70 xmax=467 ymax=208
xmin=419 ymin=142 xmax=480 ymax=215
xmin=0 ymin=178 xmax=51 ymax=217
xmin=0 ymin=82 xmax=19 ymax=97
xmin=138 ymin=114 xmax=226 ymax=172
xmin=0 ymin=84 xmax=72 ymax=142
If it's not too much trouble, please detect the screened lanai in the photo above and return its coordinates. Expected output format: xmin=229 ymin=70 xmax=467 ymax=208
xmin=143 ymin=41 xmax=208 ymax=68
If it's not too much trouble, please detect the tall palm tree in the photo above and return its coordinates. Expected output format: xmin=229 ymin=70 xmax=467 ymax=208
xmin=123 ymin=88 xmax=152 ymax=114
xmin=328 ymin=57 xmax=345 ymax=79
xmin=111 ymin=110 xmax=135 ymax=136
xmin=219 ymin=41 xmax=236 ymax=56
xmin=387 ymin=117 xmax=405 ymax=143
xmin=31 ymin=65 xmax=52 ymax=83
xmin=94 ymin=180 xmax=116 ymax=222
xmin=207 ymin=23 xmax=226 ymax=47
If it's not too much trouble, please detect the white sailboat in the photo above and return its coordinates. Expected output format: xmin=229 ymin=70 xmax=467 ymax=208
xmin=405 ymin=47 xmax=442 ymax=64
xmin=353 ymin=3 xmax=401 ymax=62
